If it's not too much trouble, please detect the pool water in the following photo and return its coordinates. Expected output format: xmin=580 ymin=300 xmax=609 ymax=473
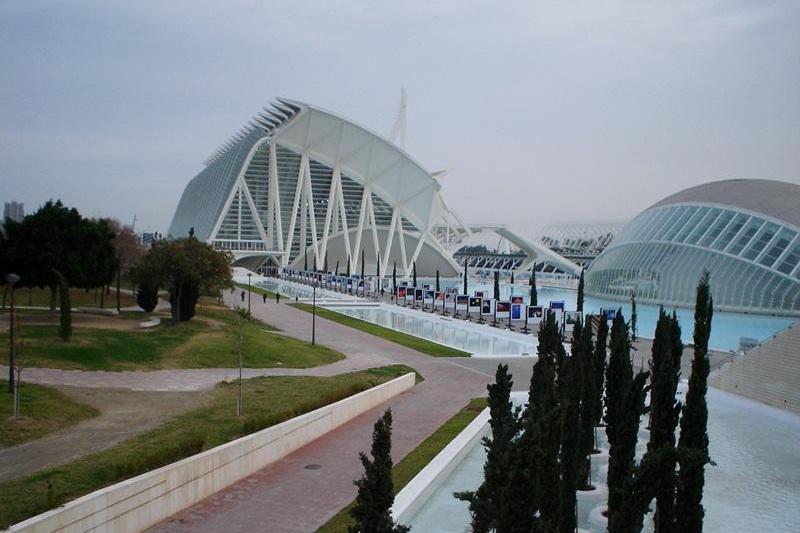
xmin=406 ymin=387 xmax=800 ymax=532
xmin=330 ymin=305 xmax=536 ymax=356
xmin=423 ymin=278 xmax=797 ymax=352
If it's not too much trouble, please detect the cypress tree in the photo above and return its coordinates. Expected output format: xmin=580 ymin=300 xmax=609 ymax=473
xmin=350 ymin=409 xmax=409 ymax=533
xmin=605 ymin=310 xmax=650 ymax=533
xmin=642 ymin=308 xmax=683 ymax=533
xmin=412 ymin=261 xmax=417 ymax=288
xmin=558 ymin=322 xmax=582 ymax=533
xmin=392 ymin=262 xmax=397 ymax=294
xmin=335 ymin=260 xmax=340 ymax=276
xmin=463 ymin=264 xmax=468 ymax=295
xmin=530 ymin=311 xmax=563 ymax=529
xmin=53 ymin=269 xmax=72 ymax=341
xmin=593 ymin=315 xmax=609 ymax=427
xmin=304 ymin=246 xmax=308 ymax=271
xmin=630 ymin=291 xmax=638 ymax=342
xmin=577 ymin=267 xmax=585 ymax=313
xmin=510 ymin=270 xmax=514 ymax=284
xmin=577 ymin=317 xmax=597 ymax=489
xmin=493 ymin=270 xmax=500 ymax=301
xmin=675 ymin=272 xmax=713 ymax=533
xmin=324 ymin=253 xmax=328 ymax=273
xmin=436 ymin=270 xmax=440 ymax=292
xmin=455 ymin=364 xmax=518 ymax=532
xmin=346 ymin=256 xmax=351 ymax=277
xmin=529 ymin=264 xmax=538 ymax=306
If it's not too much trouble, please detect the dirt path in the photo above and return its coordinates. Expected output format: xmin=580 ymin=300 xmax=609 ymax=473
xmin=0 ymin=386 xmax=206 ymax=482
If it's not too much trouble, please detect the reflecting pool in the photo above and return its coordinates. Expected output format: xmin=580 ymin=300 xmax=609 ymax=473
xmin=330 ymin=306 xmax=537 ymax=356
xmin=405 ymin=388 xmax=800 ymax=533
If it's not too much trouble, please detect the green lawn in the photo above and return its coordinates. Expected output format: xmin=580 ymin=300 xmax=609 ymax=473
xmin=1 ymin=305 xmax=344 ymax=371
xmin=316 ymin=397 xmax=487 ymax=533
xmin=291 ymin=303 xmax=470 ymax=358
xmin=0 ymin=365 xmax=416 ymax=529
xmin=1 ymin=286 xmax=137 ymax=308
xmin=0 ymin=381 xmax=99 ymax=448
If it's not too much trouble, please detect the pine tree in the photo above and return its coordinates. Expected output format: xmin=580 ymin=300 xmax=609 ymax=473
xmin=412 ymin=262 xmax=417 ymax=287
xmin=592 ymin=316 xmax=609 ymax=427
xmin=493 ymin=270 xmax=500 ymax=301
xmin=676 ymin=272 xmax=713 ymax=533
xmin=605 ymin=310 xmax=650 ymax=533
xmin=436 ymin=270 xmax=440 ymax=292
xmin=630 ymin=291 xmax=638 ymax=342
xmin=455 ymin=364 xmax=518 ymax=532
xmin=350 ymin=409 xmax=409 ymax=533
xmin=577 ymin=267 xmax=585 ymax=313
xmin=529 ymin=264 xmax=538 ymax=306
xmin=463 ymin=264 xmax=468 ymax=295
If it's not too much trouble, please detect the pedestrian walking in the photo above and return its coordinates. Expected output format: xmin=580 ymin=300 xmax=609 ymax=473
xmin=276 ymin=293 xmax=281 ymax=304
xmin=240 ymin=290 xmax=245 ymax=302
xmin=262 ymin=293 xmax=267 ymax=304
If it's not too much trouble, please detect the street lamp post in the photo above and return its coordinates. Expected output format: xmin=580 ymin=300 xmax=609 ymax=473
xmin=247 ymin=272 xmax=252 ymax=313
xmin=5 ymin=273 xmax=20 ymax=393
xmin=312 ymin=281 xmax=317 ymax=346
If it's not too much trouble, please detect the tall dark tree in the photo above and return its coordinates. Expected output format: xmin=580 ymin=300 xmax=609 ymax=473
xmin=530 ymin=311 xmax=564 ymax=529
xmin=577 ymin=316 xmax=597 ymax=489
xmin=335 ymin=260 xmax=340 ymax=276
xmin=324 ymin=253 xmax=329 ymax=273
xmin=576 ymin=267 xmax=585 ymax=313
xmin=463 ymin=264 xmax=468 ymax=295
xmin=53 ymin=269 xmax=71 ymax=341
xmin=392 ymin=262 xmax=397 ymax=294
xmin=558 ymin=322 xmax=582 ymax=533
xmin=642 ymin=308 xmax=683 ymax=532
xmin=361 ymin=249 xmax=366 ymax=279
xmin=303 ymin=243 xmax=308 ymax=271
xmin=412 ymin=261 xmax=417 ymax=288
xmin=529 ymin=264 xmax=538 ymax=306
xmin=675 ymin=272 xmax=713 ymax=533
xmin=510 ymin=270 xmax=514 ymax=285
xmin=350 ymin=409 xmax=409 ymax=533
xmin=435 ymin=270 xmax=440 ymax=292
xmin=605 ymin=310 xmax=650 ymax=533
xmin=592 ymin=316 xmax=609 ymax=427
xmin=630 ymin=291 xmax=638 ymax=342
xmin=493 ymin=270 xmax=500 ymax=301
xmin=455 ymin=364 xmax=518 ymax=533
xmin=347 ymin=256 xmax=351 ymax=277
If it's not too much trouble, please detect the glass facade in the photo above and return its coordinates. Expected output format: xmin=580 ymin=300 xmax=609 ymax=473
xmin=586 ymin=202 xmax=800 ymax=316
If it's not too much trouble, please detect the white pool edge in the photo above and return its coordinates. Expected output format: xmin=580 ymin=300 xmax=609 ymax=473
xmin=392 ymin=407 xmax=491 ymax=525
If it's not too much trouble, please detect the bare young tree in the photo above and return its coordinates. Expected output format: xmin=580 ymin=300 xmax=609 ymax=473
xmin=108 ymin=219 xmax=145 ymax=313
xmin=235 ymin=308 xmax=249 ymax=417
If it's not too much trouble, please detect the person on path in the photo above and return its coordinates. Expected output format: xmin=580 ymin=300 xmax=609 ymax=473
xmin=240 ymin=290 xmax=245 ymax=302
xmin=276 ymin=293 xmax=280 ymax=304
xmin=262 ymin=293 xmax=267 ymax=304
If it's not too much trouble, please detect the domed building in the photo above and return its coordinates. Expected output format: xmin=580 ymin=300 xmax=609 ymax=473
xmin=586 ymin=179 xmax=800 ymax=316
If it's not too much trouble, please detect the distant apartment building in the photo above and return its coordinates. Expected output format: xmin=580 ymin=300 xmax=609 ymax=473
xmin=3 ymin=201 xmax=24 ymax=223
xmin=139 ymin=231 xmax=163 ymax=248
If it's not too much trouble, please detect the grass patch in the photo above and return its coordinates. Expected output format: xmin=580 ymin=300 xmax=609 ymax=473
xmin=290 ymin=303 xmax=470 ymax=358
xmin=317 ymin=397 xmax=487 ymax=532
xmin=2 ymin=304 xmax=344 ymax=371
xmin=0 ymin=381 xmax=99 ymax=448
xmin=0 ymin=365 xmax=417 ymax=529
xmin=1 ymin=287 xmax=136 ymax=309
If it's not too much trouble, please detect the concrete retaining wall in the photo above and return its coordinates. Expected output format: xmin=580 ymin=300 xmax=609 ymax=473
xmin=392 ymin=406 xmax=490 ymax=524
xmin=10 ymin=373 xmax=416 ymax=533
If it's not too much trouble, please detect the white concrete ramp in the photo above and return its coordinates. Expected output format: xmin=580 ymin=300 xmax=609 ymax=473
xmin=710 ymin=321 xmax=800 ymax=413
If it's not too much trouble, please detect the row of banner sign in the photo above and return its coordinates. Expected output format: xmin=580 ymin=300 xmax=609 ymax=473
xmin=282 ymin=268 xmax=380 ymax=294
xmin=395 ymin=285 xmax=619 ymax=326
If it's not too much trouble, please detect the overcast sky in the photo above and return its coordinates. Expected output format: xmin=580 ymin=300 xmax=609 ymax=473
xmin=1 ymin=0 xmax=798 ymax=237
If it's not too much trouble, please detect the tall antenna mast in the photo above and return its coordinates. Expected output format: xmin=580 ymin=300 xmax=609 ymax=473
xmin=389 ymin=87 xmax=407 ymax=150
xmin=131 ymin=214 xmax=137 ymax=231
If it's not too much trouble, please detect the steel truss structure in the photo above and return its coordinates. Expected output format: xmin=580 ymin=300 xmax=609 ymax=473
xmin=169 ymin=98 xmax=469 ymax=277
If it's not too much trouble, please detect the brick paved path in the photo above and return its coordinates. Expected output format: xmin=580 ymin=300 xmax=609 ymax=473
xmin=146 ymin=290 xmax=495 ymax=533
